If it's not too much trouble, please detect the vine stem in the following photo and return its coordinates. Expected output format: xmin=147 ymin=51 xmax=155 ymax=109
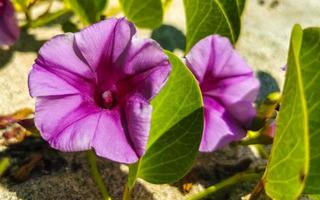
xmin=187 ymin=171 xmax=262 ymax=200
xmin=122 ymin=161 xmax=140 ymax=200
xmin=87 ymin=150 xmax=112 ymax=200
xmin=249 ymin=179 xmax=265 ymax=200
xmin=122 ymin=184 xmax=131 ymax=200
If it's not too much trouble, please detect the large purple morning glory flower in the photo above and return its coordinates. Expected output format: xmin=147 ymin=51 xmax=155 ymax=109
xmin=0 ymin=0 xmax=20 ymax=46
xmin=28 ymin=18 xmax=171 ymax=164
xmin=185 ymin=35 xmax=259 ymax=152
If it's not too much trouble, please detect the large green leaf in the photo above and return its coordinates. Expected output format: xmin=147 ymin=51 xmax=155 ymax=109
xmin=264 ymin=24 xmax=308 ymax=200
xmin=183 ymin=0 xmax=245 ymax=53
xmin=128 ymin=51 xmax=203 ymax=186
xmin=300 ymin=28 xmax=320 ymax=194
xmin=264 ymin=25 xmax=320 ymax=199
xmin=236 ymin=0 xmax=246 ymax=15
xmin=119 ymin=0 xmax=163 ymax=29
xmin=64 ymin=0 xmax=108 ymax=25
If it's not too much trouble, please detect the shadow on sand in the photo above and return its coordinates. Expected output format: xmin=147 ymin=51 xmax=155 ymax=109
xmin=1 ymin=137 xmax=154 ymax=200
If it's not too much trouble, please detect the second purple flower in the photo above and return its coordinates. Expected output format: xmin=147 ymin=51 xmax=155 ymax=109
xmin=186 ymin=35 xmax=260 ymax=152
xmin=28 ymin=18 xmax=171 ymax=164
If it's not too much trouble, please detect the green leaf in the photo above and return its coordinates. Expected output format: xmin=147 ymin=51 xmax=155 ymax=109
xmin=127 ymin=161 xmax=139 ymax=189
xmin=96 ymin=0 xmax=108 ymax=13
xmin=264 ymin=25 xmax=320 ymax=199
xmin=264 ymin=25 xmax=307 ymax=200
xmin=62 ymin=20 xmax=80 ymax=33
xmin=151 ymin=25 xmax=186 ymax=52
xmin=183 ymin=0 xmax=245 ymax=53
xmin=119 ymin=0 xmax=163 ymax=29
xmin=129 ymin=51 xmax=203 ymax=185
xmin=236 ymin=0 xmax=246 ymax=15
xmin=30 ymin=10 xmax=72 ymax=28
xmin=309 ymin=195 xmax=320 ymax=200
xmin=64 ymin=0 xmax=108 ymax=25
xmin=300 ymin=28 xmax=320 ymax=194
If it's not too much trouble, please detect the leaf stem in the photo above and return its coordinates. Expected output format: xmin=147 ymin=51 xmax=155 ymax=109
xmin=187 ymin=171 xmax=262 ymax=200
xmin=122 ymin=161 xmax=140 ymax=200
xmin=122 ymin=184 xmax=131 ymax=200
xmin=87 ymin=150 xmax=111 ymax=200
xmin=127 ymin=161 xmax=139 ymax=189
xmin=249 ymin=179 xmax=264 ymax=200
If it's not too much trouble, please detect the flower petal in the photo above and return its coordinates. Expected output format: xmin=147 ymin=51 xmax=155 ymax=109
xmin=35 ymin=33 xmax=96 ymax=96
xmin=0 ymin=0 xmax=19 ymax=46
xmin=35 ymin=94 xmax=99 ymax=142
xmin=28 ymin=64 xmax=80 ymax=97
xmin=204 ymin=75 xmax=259 ymax=125
xmin=186 ymin=34 xmax=259 ymax=145
xmin=200 ymin=97 xmax=246 ymax=152
xmin=186 ymin=35 xmax=253 ymax=83
xmin=204 ymin=75 xmax=259 ymax=127
xmin=133 ymin=64 xmax=171 ymax=100
xmin=48 ymin=112 xmax=101 ymax=151
xmin=75 ymin=18 xmax=135 ymax=71
xmin=91 ymin=108 xmax=138 ymax=164
xmin=125 ymin=95 xmax=152 ymax=157
xmin=36 ymin=33 xmax=95 ymax=81
xmin=115 ymin=38 xmax=171 ymax=100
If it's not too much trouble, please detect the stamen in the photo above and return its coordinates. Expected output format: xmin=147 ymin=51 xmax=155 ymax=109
xmin=101 ymin=90 xmax=114 ymax=109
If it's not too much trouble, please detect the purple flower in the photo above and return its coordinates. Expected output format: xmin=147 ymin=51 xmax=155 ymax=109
xmin=28 ymin=18 xmax=171 ymax=164
xmin=0 ymin=0 xmax=20 ymax=46
xmin=185 ymin=35 xmax=260 ymax=152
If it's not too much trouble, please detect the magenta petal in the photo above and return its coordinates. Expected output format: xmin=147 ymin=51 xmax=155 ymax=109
xmin=125 ymin=95 xmax=152 ymax=157
xmin=0 ymin=0 xmax=19 ymax=46
xmin=28 ymin=64 xmax=80 ymax=97
xmin=36 ymin=33 xmax=95 ymax=80
xmin=35 ymin=33 xmax=96 ymax=96
xmin=75 ymin=18 xmax=135 ymax=70
xmin=134 ymin=64 xmax=171 ymax=100
xmin=92 ymin=109 xmax=138 ymax=164
xmin=116 ymin=38 xmax=171 ymax=100
xmin=186 ymin=35 xmax=253 ymax=82
xmin=205 ymin=75 xmax=259 ymax=125
xmin=118 ymin=38 xmax=169 ymax=76
xmin=200 ymin=97 xmax=246 ymax=152
xmin=186 ymin=35 xmax=259 ymax=152
xmin=35 ymin=94 xmax=99 ymax=142
xmin=49 ymin=112 xmax=101 ymax=151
